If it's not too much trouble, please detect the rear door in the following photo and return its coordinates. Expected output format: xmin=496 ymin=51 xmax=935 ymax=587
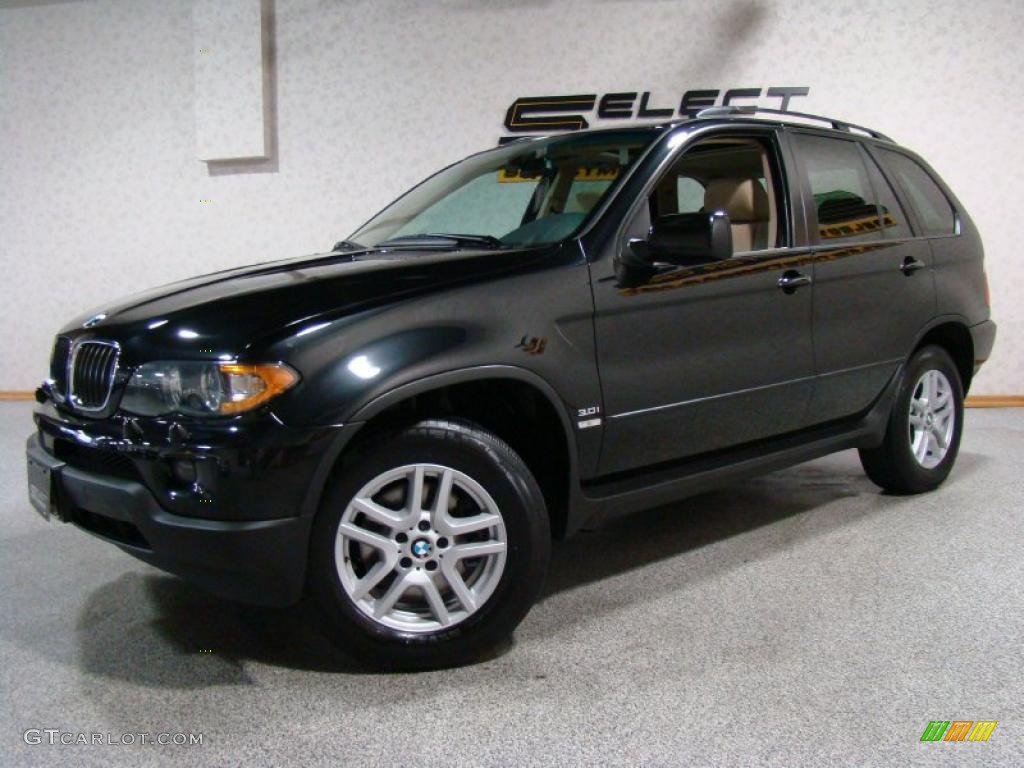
xmin=786 ymin=131 xmax=936 ymax=423
xmin=591 ymin=127 xmax=816 ymax=475
xmin=871 ymin=148 xmax=977 ymax=329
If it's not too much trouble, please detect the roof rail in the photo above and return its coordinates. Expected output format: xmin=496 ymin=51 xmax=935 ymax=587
xmin=692 ymin=105 xmax=893 ymax=142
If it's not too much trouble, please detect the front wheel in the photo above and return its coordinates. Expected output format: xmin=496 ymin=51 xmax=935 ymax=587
xmin=859 ymin=345 xmax=964 ymax=493
xmin=307 ymin=419 xmax=550 ymax=669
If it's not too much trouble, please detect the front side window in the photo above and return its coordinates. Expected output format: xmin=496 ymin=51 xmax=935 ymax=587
xmin=350 ymin=130 xmax=658 ymax=249
xmin=651 ymin=137 xmax=781 ymax=254
xmin=878 ymin=150 xmax=957 ymax=236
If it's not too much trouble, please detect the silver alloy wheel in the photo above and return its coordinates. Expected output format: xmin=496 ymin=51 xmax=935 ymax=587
xmin=335 ymin=463 xmax=507 ymax=633
xmin=908 ymin=369 xmax=955 ymax=469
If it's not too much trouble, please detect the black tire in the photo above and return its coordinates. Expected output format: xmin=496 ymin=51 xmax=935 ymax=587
xmin=859 ymin=345 xmax=964 ymax=494
xmin=307 ymin=418 xmax=550 ymax=670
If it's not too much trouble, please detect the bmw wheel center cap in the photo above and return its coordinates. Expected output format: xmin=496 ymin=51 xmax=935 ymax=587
xmin=411 ymin=539 xmax=432 ymax=558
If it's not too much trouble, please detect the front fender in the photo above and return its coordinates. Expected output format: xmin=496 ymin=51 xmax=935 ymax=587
xmin=292 ymin=365 xmax=585 ymax=528
xmin=262 ymin=247 xmax=601 ymax=525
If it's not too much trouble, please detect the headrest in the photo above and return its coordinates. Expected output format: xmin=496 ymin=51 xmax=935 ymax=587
xmin=704 ymin=177 xmax=769 ymax=223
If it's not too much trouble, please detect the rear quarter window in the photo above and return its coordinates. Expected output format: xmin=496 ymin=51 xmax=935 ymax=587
xmin=877 ymin=150 xmax=957 ymax=237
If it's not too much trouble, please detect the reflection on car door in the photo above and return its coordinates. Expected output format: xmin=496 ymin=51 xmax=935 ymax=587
xmin=786 ymin=131 xmax=936 ymax=423
xmin=591 ymin=128 xmax=816 ymax=476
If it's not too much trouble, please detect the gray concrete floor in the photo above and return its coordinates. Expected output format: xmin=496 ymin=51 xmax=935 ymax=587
xmin=1 ymin=402 xmax=1022 ymax=767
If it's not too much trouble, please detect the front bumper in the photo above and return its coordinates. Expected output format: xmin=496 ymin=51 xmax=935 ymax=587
xmin=32 ymin=401 xmax=343 ymax=522
xmin=27 ymin=403 xmax=364 ymax=606
xmin=27 ymin=432 xmax=312 ymax=605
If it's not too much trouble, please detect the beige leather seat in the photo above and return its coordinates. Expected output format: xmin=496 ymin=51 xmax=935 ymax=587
xmin=703 ymin=177 xmax=771 ymax=252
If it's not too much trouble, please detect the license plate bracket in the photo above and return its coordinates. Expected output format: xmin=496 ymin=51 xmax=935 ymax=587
xmin=27 ymin=453 xmax=63 ymax=522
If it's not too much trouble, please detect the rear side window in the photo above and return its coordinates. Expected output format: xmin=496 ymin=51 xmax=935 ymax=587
xmin=792 ymin=134 xmax=883 ymax=244
xmin=877 ymin=150 xmax=957 ymax=236
xmin=862 ymin=153 xmax=911 ymax=239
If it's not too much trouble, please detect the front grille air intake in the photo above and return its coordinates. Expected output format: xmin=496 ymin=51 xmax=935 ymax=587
xmin=69 ymin=341 xmax=119 ymax=410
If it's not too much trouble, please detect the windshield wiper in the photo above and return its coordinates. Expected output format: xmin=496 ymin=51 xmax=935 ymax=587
xmin=377 ymin=233 xmax=506 ymax=250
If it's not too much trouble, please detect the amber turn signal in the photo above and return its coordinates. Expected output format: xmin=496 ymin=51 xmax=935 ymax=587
xmin=217 ymin=363 xmax=299 ymax=415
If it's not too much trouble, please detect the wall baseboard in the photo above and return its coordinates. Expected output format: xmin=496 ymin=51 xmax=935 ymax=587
xmin=1 ymin=391 xmax=1023 ymax=406
xmin=0 ymin=391 xmax=35 ymax=401
xmin=964 ymin=395 xmax=1024 ymax=408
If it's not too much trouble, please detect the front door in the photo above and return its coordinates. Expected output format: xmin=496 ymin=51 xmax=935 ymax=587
xmin=591 ymin=128 xmax=816 ymax=476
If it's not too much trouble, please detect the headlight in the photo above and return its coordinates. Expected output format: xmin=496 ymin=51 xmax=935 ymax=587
xmin=120 ymin=361 xmax=298 ymax=417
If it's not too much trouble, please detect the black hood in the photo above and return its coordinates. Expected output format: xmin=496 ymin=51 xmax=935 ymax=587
xmin=59 ymin=246 xmax=555 ymax=365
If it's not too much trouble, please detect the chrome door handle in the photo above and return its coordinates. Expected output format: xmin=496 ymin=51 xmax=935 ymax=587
xmin=777 ymin=271 xmax=812 ymax=293
xmin=900 ymin=256 xmax=926 ymax=275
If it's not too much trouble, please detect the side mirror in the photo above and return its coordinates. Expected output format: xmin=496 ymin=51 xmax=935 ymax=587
xmin=643 ymin=211 xmax=733 ymax=265
xmin=627 ymin=212 xmax=733 ymax=269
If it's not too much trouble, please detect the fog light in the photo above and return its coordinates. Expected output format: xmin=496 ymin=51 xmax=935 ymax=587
xmin=170 ymin=459 xmax=197 ymax=486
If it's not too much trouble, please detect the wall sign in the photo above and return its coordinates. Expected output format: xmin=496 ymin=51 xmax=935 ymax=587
xmin=500 ymin=86 xmax=810 ymax=142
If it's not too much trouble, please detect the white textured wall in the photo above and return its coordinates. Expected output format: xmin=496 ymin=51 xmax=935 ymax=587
xmin=0 ymin=0 xmax=1020 ymax=393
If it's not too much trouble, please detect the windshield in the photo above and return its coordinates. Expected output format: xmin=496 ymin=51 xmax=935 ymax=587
xmin=349 ymin=129 xmax=659 ymax=249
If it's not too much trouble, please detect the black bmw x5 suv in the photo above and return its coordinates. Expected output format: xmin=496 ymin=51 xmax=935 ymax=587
xmin=27 ymin=107 xmax=996 ymax=668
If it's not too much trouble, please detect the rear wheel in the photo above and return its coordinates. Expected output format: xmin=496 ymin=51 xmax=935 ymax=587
xmin=308 ymin=419 xmax=550 ymax=669
xmin=859 ymin=345 xmax=964 ymax=493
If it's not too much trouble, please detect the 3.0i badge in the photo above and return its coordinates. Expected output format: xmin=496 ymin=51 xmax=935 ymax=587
xmin=577 ymin=406 xmax=601 ymax=429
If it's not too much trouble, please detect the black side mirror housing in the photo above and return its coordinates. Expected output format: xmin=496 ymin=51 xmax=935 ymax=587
xmin=647 ymin=211 xmax=729 ymax=266
xmin=639 ymin=211 xmax=733 ymax=265
xmin=617 ymin=212 xmax=734 ymax=288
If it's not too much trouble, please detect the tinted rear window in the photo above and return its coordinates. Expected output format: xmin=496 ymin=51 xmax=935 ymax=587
xmin=877 ymin=150 xmax=956 ymax=236
xmin=863 ymin=152 xmax=911 ymax=240
xmin=792 ymin=133 xmax=884 ymax=245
